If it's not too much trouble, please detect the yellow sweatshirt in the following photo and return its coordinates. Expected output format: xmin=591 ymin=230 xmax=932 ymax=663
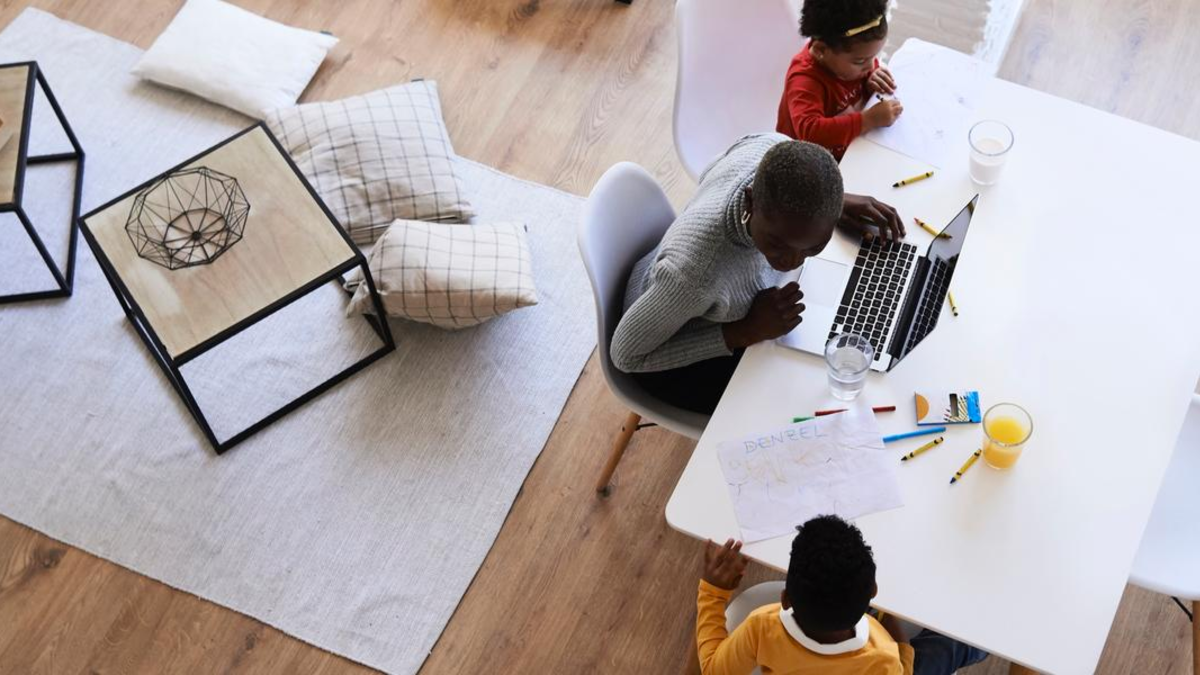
xmin=697 ymin=580 xmax=915 ymax=675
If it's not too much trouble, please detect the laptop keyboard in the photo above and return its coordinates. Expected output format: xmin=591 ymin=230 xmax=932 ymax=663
xmin=827 ymin=238 xmax=918 ymax=361
xmin=902 ymin=257 xmax=952 ymax=354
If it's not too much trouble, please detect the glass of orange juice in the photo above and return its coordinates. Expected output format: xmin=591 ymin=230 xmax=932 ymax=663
xmin=982 ymin=403 xmax=1033 ymax=469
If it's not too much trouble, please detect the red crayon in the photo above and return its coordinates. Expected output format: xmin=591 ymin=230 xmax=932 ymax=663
xmin=814 ymin=405 xmax=897 ymax=417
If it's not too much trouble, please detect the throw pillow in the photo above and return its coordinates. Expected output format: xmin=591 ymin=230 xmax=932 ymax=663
xmin=131 ymin=0 xmax=338 ymax=118
xmin=266 ymin=80 xmax=475 ymax=248
xmin=346 ymin=219 xmax=537 ymax=330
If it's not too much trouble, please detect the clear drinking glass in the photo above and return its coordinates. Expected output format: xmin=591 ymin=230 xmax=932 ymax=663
xmin=968 ymin=120 xmax=1014 ymax=186
xmin=825 ymin=333 xmax=873 ymax=401
xmin=981 ymin=403 xmax=1033 ymax=469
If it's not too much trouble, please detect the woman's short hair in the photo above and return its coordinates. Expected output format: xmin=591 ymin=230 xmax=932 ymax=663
xmin=752 ymin=140 xmax=844 ymax=226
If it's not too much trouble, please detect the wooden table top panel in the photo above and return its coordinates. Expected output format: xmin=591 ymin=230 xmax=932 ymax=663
xmin=83 ymin=126 xmax=356 ymax=359
xmin=0 ymin=64 xmax=29 ymax=205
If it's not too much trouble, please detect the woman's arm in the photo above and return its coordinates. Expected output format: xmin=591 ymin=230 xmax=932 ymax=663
xmin=609 ymin=263 xmax=731 ymax=373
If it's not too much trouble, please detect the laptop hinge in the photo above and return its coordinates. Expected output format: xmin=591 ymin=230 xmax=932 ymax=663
xmin=886 ymin=256 xmax=930 ymax=366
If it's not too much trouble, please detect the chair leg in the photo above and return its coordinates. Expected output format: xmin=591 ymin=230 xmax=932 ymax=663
xmin=1193 ymin=600 xmax=1199 ymax=675
xmin=596 ymin=411 xmax=641 ymax=497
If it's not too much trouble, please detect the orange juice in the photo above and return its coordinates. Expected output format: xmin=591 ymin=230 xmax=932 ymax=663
xmin=982 ymin=415 xmax=1030 ymax=468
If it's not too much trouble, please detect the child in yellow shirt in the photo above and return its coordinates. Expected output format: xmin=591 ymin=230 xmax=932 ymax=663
xmin=696 ymin=515 xmax=988 ymax=675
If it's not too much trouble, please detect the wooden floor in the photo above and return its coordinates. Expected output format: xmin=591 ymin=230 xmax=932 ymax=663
xmin=2 ymin=0 xmax=1199 ymax=672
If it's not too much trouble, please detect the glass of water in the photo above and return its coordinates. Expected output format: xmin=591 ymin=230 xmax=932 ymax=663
xmin=968 ymin=120 xmax=1014 ymax=186
xmin=825 ymin=333 xmax=873 ymax=401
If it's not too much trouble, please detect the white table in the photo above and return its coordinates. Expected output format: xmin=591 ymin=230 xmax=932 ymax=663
xmin=665 ymin=72 xmax=1200 ymax=673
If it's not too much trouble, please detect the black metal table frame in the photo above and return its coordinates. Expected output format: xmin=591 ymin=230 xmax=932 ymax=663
xmin=0 ymin=61 xmax=86 ymax=304
xmin=79 ymin=123 xmax=396 ymax=454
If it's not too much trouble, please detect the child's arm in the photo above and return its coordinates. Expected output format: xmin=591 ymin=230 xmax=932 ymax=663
xmin=784 ymin=74 xmax=863 ymax=150
xmin=696 ymin=539 xmax=758 ymax=675
xmin=878 ymin=613 xmax=916 ymax=675
xmin=696 ymin=581 xmax=759 ymax=675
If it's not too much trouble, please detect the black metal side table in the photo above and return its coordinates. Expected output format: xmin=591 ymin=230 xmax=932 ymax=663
xmin=80 ymin=123 xmax=394 ymax=454
xmin=0 ymin=61 xmax=85 ymax=303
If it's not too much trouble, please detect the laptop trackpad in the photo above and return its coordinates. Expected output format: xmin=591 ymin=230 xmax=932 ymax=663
xmin=777 ymin=257 xmax=848 ymax=353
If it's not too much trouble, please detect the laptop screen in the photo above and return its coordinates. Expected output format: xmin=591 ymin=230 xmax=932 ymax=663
xmin=888 ymin=195 xmax=979 ymax=369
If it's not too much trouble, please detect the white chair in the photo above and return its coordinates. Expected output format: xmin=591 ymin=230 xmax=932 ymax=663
xmin=725 ymin=581 xmax=785 ymax=675
xmin=577 ymin=162 xmax=709 ymax=496
xmin=1129 ymin=393 xmax=1200 ymax=673
xmin=673 ymin=0 xmax=802 ymax=181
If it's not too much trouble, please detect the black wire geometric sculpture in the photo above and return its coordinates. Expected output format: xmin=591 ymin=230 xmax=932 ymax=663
xmin=125 ymin=166 xmax=250 ymax=270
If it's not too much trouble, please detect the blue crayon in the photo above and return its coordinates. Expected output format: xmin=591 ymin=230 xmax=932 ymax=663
xmin=882 ymin=426 xmax=947 ymax=444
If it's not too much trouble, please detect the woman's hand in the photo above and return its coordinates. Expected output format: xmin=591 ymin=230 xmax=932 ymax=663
xmin=866 ymin=66 xmax=896 ymax=96
xmin=703 ymin=538 xmax=748 ymax=591
xmin=723 ymin=283 xmax=805 ymax=349
xmin=839 ymin=194 xmax=906 ymax=242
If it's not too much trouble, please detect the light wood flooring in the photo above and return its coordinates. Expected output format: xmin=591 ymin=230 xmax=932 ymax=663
xmin=2 ymin=0 xmax=1199 ymax=672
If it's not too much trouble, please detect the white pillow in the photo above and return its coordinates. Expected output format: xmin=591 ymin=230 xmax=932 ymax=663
xmin=346 ymin=220 xmax=538 ymax=330
xmin=131 ymin=0 xmax=337 ymax=118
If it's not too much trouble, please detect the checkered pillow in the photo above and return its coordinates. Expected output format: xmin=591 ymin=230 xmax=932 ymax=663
xmin=346 ymin=219 xmax=538 ymax=330
xmin=265 ymin=80 xmax=474 ymax=247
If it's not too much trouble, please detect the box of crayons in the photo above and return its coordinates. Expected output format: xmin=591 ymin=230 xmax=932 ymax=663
xmin=915 ymin=390 xmax=981 ymax=425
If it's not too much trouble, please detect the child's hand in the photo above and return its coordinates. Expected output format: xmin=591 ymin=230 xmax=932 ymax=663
xmin=863 ymin=98 xmax=903 ymax=131
xmin=878 ymin=612 xmax=912 ymax=645
xmin=867 ymin=66 xmax=896 ymax=96
xmin=702 ymin=538 xmax=747 ymax=591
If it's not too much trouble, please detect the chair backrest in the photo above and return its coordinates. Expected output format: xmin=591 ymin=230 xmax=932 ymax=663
xmin=1130 ymin=393 xmax=1200 ymax=599
xmin=673 ymin=0 xmax=802 ymax=180
xmin=577 ymin=162 xmax=676 ymax=389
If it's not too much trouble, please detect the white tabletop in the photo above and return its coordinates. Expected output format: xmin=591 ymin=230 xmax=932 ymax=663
xmin=665 ymin=73 xmax=1200 ymax=673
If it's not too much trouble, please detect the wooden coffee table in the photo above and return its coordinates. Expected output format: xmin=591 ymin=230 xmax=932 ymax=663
xmin=80 ymin=123 xmax=395 ymax=454
xmin=0 ymin=61 xmax=85 ymax=303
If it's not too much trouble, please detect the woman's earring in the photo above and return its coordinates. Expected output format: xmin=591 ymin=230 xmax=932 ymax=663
xmin=741 ymin=209 xmax=751 ymax=226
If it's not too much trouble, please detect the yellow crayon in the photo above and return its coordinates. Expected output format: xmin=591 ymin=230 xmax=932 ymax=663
xmin=947 ymin=291 xmax=959 ymax=317
xmin=900 ymin=436 xmax=944 ymax=462
xmin=915 ymin=218 xmax=951 ymax=239
xmin=950 ymin=449 xmax=982 ymax=484
xmin=893 ymin=171 xmax=934 ymax=188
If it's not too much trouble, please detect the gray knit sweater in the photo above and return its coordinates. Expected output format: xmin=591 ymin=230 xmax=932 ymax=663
xmin=611 ymin=133 xmax=788 ymax=373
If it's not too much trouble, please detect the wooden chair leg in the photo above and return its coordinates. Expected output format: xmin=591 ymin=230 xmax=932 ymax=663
xmin=596 ymin=411 xmax=641 ymax=497
xmin=1193 ymin=600 xmax=1199 ymax=675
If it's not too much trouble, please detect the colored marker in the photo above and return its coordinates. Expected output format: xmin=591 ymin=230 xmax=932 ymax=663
xmin=947 ymin=291 xmax=959 ymax=317
xmin=900 ymin=436 xmax=944 ymax=462
xmin=882 ymin=426 xmax=946 ymax=444
xmin=915 ymin=217 xmax=951 ymax=239
xmin=792 ymin=416 xmax=815 ymax=423
xmin=814 ymin=405 xmax=897 ymax=417
xmin=950 ymin=449 xmax=983 ymax=484
xmin=893 ymin=171 xmax=934 ymax=188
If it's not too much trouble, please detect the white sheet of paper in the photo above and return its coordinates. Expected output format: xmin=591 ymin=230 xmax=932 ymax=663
xmin=863 ymin=39 xmax=989 ymax=169
xmin=716 ymin=405 xmax=903 ymax=542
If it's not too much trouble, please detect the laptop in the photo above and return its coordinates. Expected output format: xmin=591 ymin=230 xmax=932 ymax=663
xmin=779 ymin=195 xmax=979 ymax=372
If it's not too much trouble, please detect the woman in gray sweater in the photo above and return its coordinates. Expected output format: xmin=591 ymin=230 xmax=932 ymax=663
xmin=611 ymin=134 xmax=903 ymax=414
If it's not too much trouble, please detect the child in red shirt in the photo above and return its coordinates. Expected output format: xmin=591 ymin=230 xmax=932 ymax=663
xmin=777 ymin=0 xmax=903 ymax=160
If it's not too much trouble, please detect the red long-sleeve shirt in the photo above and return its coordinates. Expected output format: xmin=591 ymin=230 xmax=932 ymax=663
xmin=776 ymin=42 xmax=876 ymax=161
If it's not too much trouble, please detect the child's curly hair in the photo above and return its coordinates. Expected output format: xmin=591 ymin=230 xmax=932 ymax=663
xmin=800 ymin=0 xmax=889 ymax=51
xmin=786 ymin=515 xmax=877 ymax=632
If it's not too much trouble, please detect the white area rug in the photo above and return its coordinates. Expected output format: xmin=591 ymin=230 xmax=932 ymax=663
xmin=0 ymin=9 xmax=594 ymax=674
